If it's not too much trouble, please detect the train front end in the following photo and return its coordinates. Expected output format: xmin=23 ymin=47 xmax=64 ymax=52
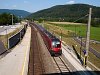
xmin=50 ymin=38 xmax=62 ymax=56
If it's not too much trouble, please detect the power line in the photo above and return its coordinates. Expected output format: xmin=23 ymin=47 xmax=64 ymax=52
xmin=72 ymin=14 xmax=89 ymax=37
xmin=73 ymin=14 xmax=89 ymax=23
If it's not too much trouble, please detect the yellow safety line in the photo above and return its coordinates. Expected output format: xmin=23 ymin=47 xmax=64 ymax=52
xmin=20 ymin=48 xmax=28 ymax=75
xmin=20 ymin=29 xmax=29 ymax=75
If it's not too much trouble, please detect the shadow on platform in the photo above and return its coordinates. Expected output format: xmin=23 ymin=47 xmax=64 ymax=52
xmin=72 ymin=45 xmax=83 ymax=65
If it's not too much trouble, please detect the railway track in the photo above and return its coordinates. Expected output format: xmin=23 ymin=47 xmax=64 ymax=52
xmin=28 ymin=24 xmax=45 ymax=75
xmin=74 ymin=38 xmax=100 ymax=58
xmin=53 ymin=56 xmax=72 ymax=75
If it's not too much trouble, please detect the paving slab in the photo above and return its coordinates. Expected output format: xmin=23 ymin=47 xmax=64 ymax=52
xmin=0 ymin=26 xmax=31 ymax=75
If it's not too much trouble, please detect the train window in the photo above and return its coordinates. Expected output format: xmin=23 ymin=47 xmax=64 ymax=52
xmin=52 ymin=41 xmax=60 ymax=48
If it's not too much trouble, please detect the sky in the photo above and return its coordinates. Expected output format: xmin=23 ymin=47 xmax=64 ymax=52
xmin=0 ymin=0 xmax=100 ymax=13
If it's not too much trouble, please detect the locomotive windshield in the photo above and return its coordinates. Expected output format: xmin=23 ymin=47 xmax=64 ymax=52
xmin=52 ymin=39 xmax=61 ymax=48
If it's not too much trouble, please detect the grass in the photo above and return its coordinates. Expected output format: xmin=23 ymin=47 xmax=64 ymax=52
xmin=49 ymin=22 xmax=100 ymax=41
xmin=48 ymin=22 xmax=100 ymax=53
xmin=42 ymin=22 xmax=100 ymax=70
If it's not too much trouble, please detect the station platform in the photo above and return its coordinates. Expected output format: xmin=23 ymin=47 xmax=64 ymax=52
xmin=0 ymin=26 xmax=31 ymax=75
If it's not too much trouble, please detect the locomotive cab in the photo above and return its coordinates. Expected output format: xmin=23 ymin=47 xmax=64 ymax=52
xmin=50 ymin=39 xmax=62 ymax=56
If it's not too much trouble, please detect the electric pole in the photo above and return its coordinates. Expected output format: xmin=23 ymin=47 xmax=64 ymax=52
xmin=11 ymin=14 xmax=13 ymax=25
xmin=60 ymin=29 xmax=62 ymax=42
xmin=85 ymin=8 xmax=92 ymax=67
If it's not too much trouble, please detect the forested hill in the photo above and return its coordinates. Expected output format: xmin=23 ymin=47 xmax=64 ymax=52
xmin=28 ymin=4 xmax=100 ymax=24
xmin=0 ymin=9 xmax=31 ymax=18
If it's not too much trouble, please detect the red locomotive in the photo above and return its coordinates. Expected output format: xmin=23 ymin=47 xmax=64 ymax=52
xmin=33 ymin=22 xmax=62 ymax=56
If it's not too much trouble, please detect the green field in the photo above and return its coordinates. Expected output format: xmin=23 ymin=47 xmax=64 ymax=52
xmin=43 ymin=22 xmax=100 ymax=70
xmin=49 ymin=23 xmax=100 ymax=41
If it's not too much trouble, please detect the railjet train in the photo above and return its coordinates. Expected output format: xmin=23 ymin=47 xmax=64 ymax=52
xmin=33 ymin=22 xmax=62 ymax=56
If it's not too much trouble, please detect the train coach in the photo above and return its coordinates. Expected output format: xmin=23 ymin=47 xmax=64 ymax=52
xmin=33 ymin=22 xmax=62 ymax=56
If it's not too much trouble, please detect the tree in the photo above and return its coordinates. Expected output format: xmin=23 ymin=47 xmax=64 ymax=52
xmin=91 ymin=18 xmax=100 ymax=27
xmin=38 ymin=18 xmax=44 ymax=23
xmin=0 ymin=13 xmax=18 ymax=25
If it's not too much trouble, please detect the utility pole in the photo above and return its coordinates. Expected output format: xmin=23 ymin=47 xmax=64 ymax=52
xmin=11 ymin=14 xmax=13 ymax=25
xmin=18 ymin=16 xmax=19 ymax=22
xmin=84 ymin=8 xmax=92 ymax=67
xmin=60 ymin=29 xmax=62 ymax=42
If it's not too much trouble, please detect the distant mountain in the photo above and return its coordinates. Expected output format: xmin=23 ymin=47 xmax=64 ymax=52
xmin=28 ymin=4 xmax=100 ymax=22
xmin=0 ymin=9 xmax=31 ymax=18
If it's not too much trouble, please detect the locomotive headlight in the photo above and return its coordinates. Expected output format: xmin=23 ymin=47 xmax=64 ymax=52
xmin=52 ymin=42 xmax=55 ymax=45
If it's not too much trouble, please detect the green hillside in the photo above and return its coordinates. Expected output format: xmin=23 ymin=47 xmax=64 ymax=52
xmin=28 ymin=4 xmax=100 ymax=27
xmin=0 ymin=9 xmax=31 ymax=18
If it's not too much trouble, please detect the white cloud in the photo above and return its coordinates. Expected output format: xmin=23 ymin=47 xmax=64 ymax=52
xmin=67 ymin=0 xmax=75 ymax=4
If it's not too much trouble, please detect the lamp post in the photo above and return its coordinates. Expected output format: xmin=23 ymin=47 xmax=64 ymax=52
xmin=18 ymin=16 xmax=19 ymax=22
xmin=21 ymin=16 xmax=22 ymax=22
xmin=11 ymin=14 xmax=13 ymax=25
